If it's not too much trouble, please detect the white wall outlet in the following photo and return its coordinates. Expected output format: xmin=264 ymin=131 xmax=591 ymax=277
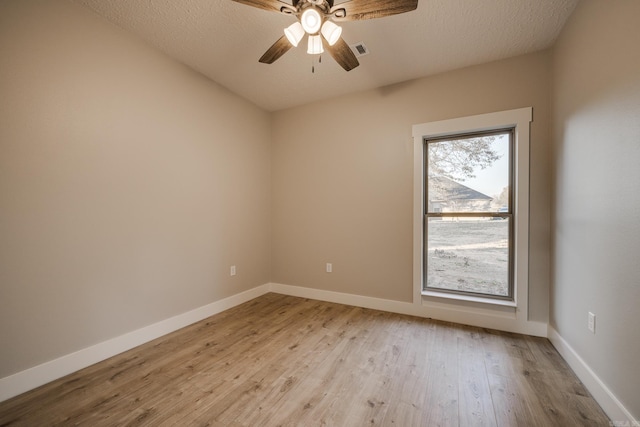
xmin=588 ymin=312 xmax=596 ymax=334
xmin=326 ymin=263 xmax=332 ymax=273
xmin=230 ymin=265 xmax=236 ymax=276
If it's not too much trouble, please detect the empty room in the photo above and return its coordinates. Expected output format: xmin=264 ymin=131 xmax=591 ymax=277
xmin=0 ymin=0 xmax=638 ymax=425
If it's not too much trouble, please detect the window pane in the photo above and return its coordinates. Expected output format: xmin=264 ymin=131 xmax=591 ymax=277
xmin=428 ymin=134 xmax=510 ymax=213
xmin=426 ymin=217 xmax=510 ymax=297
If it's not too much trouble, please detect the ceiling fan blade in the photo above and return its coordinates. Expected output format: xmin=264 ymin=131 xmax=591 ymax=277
xmin=231 ymin=0 xmax=296 ymax=15
xmin=326 ymin=38 xmax=359 ymax=71
xmin=259 ymin=36 xmax=293 ymax=64
xmin=330 ymin=0 xmax=418 ymax=21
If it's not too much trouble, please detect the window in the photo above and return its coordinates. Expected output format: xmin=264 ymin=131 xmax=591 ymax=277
xmin=413 ymin=107 xmax=531 ymax=309
xmin=424 ymin=129 xmax=514 ymax=300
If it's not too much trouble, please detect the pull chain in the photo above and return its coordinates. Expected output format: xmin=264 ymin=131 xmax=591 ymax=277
xmin=311 ymin=55 xmax=322 ymax=73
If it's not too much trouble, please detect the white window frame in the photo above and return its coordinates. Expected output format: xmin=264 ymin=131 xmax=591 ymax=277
xmin=413 ymin=108 xmax=533 ymax=327
xmin=424 ymin=128 xmax=515 ymax=301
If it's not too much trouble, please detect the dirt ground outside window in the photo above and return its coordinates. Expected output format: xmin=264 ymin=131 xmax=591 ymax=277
xmin=426 ymin=219 xmax=510 ymax=297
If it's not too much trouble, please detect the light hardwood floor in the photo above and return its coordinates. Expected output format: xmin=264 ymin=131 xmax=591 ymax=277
xmin=0 ymin=293 xmax=609 ymax=426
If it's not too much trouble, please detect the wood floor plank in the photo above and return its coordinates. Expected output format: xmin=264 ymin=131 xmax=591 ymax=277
xmin=380 ymin=319 xmax=434 ymax=426
xmin=457 ymin=327 xmax=498 ymax=427
xmin=488 ymin=371 xmax=554 ymax=427
xmin=421 ymin=322 xmax=460 ymax=427
xmin=0 ymin=294 xmax=610 ymax=426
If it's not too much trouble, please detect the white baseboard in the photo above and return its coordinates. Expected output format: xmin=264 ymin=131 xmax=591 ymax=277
xmin=269 ymin=282 xmax=548 ymax=337
xmin=269 ymin=282 xmax=419 ymax=316
xmin=548 ymin=326 xmax=637 ymax=425
xmin=0 ymin=284 xmax=270 ymax=403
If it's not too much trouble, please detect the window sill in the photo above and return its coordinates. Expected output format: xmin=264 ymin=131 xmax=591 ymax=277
xmin=422 ymin=290 xmax=517 ymax=308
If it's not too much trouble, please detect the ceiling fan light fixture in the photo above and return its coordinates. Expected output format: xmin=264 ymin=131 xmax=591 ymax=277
xmin=284 ymin=21 xmax=305 ymax=47
xmin=320 ymin=20 xmax=342 ymax=46
xmin=307 ymin=34 xmax=324 ymax=54
xmin=301 ymin=8 xmax=322 ymax=34
xmin=235 ymin=0 xmax=420 ymax=71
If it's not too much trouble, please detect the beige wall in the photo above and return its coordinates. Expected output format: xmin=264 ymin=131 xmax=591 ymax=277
xmin=0 ymin=0 xmax=271 ymax=378
xmin=272 ymin=51 xmax=553 ymax=322
xmin=552 ymin=0 xmax=640 ymax=419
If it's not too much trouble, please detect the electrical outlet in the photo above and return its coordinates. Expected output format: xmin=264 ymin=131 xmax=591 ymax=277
xmin=588 ymin=312 xmax=596 ymax=334
xmin=230 ymin=265 xmax=236 ymax=276
xmin=326 ymin=263 xmax=332 ymax=273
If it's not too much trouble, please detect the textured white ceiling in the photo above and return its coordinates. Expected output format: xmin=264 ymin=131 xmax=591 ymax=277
xmin=73 ymin=0 xmax=578 ymax=111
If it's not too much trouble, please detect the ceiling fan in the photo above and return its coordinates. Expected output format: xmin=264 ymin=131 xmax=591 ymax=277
xmin=231 ymin=0 xmax=419 ymax=71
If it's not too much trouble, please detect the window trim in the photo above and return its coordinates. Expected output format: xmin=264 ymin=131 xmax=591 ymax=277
xmin=413 ymin=108 xmax=532 ymax=315
xmin=424 ymin=128 xmax=515 ymax=301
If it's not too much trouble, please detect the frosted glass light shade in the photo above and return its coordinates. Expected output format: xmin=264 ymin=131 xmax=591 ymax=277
xmin=321 ymin=21 xmax=342 ymax=46
xmin=284 ymin=22 xmax=305 ymax=47
xmin=301 ymin=8 xmax=322 ymax=34
xmin=307 ymin=34 xmax=324 ymax=54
